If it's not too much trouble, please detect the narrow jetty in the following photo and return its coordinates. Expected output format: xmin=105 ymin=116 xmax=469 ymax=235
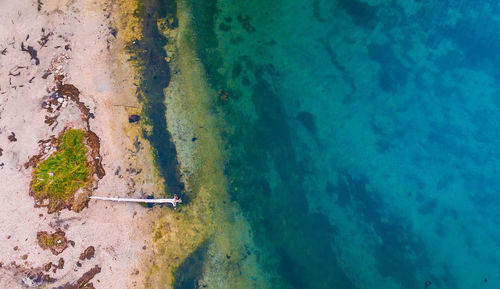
xmin=89 ymin=195 xmax=182 ymax=209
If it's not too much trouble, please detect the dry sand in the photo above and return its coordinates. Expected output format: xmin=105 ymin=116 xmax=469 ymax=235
xmin=0 ymin=0 xmax=162 ymax=287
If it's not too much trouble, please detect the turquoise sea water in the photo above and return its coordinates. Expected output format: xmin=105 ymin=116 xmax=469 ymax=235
xmin=173 ymin=0 xmax=500 ymax=288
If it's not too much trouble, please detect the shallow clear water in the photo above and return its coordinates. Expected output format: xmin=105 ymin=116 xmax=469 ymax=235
xmin=180 ymin=0 xmax=500 ymax=288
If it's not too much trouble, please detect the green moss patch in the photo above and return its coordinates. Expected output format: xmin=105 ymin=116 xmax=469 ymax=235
xmin=31 ymin=129 xmax=91 ymax=213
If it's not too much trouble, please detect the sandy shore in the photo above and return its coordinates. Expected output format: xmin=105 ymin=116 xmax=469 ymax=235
xmin=0 ymin=0 xmax=162 ymax=288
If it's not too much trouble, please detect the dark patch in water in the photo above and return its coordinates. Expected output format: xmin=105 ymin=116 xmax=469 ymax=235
xmin=173 ymin=241 xmax=209 ymax=289
xmin=312 ymin=0 xmax=323 ymax=22
xmin=376 ymin=139 xmax=390 ymax=153
xmin=418 ymin=198 xmax=438 ymax=215
xmin=218 ymin=22 xmax=231 ymax=32
xmin=260 ymin=180 xmax=272 ymax=197
xmin=325 ymin=177 xmax=352 ymax=208
xmin=447 ymin=16 xmax=500 ymax=77
xmin=435 ymin=219 xmax=448 ymax=238
xmin=341 ymin=173 xmax=428 ymax=289
xmin=372 ymin=220 xmax=424 ymax=289
xmin=297 ymin=111 xmax=317 ymax=135
xmin=440 ymin=265 xmax=459 ymax=289
xmin=319 ymin=34 xmax=357 ymax=102
xmin=188 ymin=1 xmax=357 ymax=287
xmin=337 ymin=0 xmax=378 ymax=28
xmin=241 ymin=77 xmax=250 ymax=86
xmin=277 ymin=249 xmax=307 ymax=289
xmin=436 ymin=174 xmax=454 ymax=190
xmin=368 ymin=43 xmax=408 ymax=92
xmin=221 ymin=65 xmax=356 ymax=289
xmin=190 ymin=0 xmax=224 ymax=88
xmin=231 ymin=56 xmax=254 ymax=83
xmin=312 ymin=0 xmax=335 ymax=23
xmin=130 ymin=0 xmax=185 ymax=198
xmin=472 ymin=109 xmax=500 ymax=145
xmin=237 ymin=13 xmax=255 ymax=32
xmin=232 ymin=60 xmax=242 ymax=78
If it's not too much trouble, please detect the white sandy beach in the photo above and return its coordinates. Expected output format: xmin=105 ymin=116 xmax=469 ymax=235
xmin=0 ymin=0 xmax=162 ymax=287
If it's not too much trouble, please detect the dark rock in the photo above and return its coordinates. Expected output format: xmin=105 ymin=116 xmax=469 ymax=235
xmin=41 ymin=70 xmax=52 ymax=79
xmin=110 ymin=27 xmax=118 ymax=38
xmin=8 ymin=132 xmax=17 ymax=142
xmin=79 ymin=246 xmax=95 ymax=260
xmin=58 ymin=257 xmax=64 ymax=269
xmin=128 ymin=114 xmax=140 ymax=123
xmin=44 ymin=262 xmax=52 ymax=272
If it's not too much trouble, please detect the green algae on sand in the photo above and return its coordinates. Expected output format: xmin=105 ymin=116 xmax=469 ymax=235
xmin=31 ymin=129 xmax=91 ymax=213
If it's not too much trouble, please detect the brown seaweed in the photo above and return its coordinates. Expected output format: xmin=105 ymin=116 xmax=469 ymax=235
xmin=21 ymin=42 xmax=40 ymax=65
xmin=79 ymin=246 xmax=95 ymax=260
xmin=55 ymin=265 xmax=101 ymax=289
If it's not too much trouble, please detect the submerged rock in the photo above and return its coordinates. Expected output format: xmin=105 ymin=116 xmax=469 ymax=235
xmin=128 ymin=114 xmax=140 ymax=123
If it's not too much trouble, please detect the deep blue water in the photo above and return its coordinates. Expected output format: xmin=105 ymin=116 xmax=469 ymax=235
xmin=183 ymin=0 xmax=500 ymax=288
